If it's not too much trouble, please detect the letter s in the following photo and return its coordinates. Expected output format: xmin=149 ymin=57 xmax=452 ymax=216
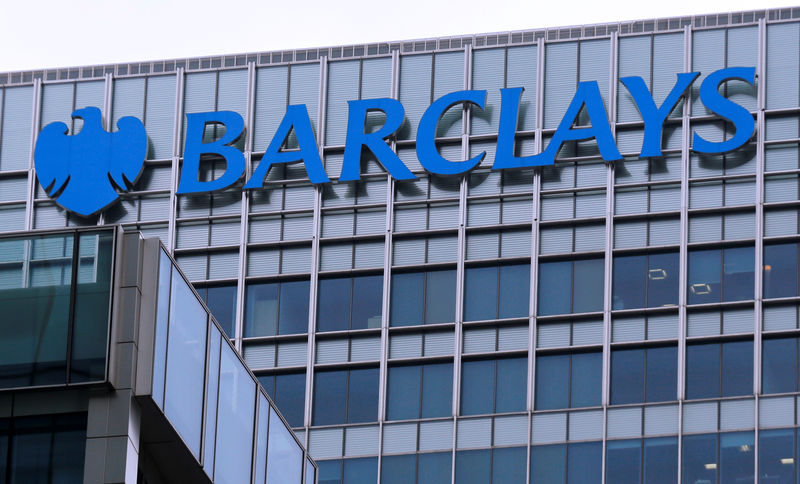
xmin=692 ymin=67 xmax=756 ymax=154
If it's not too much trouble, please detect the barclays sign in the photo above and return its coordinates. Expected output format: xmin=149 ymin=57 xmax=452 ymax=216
xmin=34 ymin=66 xmax=756 ymax=216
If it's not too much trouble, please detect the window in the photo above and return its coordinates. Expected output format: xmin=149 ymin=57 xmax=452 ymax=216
xmin=195 ymin=283 xmax=237 ymax=338
xmin=538 ymin=258 xmax=604 ymax=315
xmin=313 ymin=367 xmax=379 ymax=425
xmin=536 ymin=351 xmax=602 ymax=410
xmin=317 ymin=274 xmax=383 ymax=332
xmin=387 ymin=363 xmax=453 ymax=420
xmin=455 ymin=447 xmax=526 ymax=484
xmin=682 ymin=432 xmax=754 ymax=484
xmin=461 ymin=357 xmax=527 ymax=415
xmin=244 ymin=280 xmax=309 ymax=336
xmin=688 ymin=246 xmax=755 ymax=305
xmin=686 ymin=340 xmax=753 ymax=399
xmin=759 ymin=429 xmax=796 ymax=483
xmin=610 ymin=346 xmax=677 ymax=404
xmin=464 ymin=264 xmax=530 ymax=321
xmin=531 ymin=442 xmax=602 ymax=484
xmin=256 ymin=372 xmax=306 ymax=427
xmin=764 ymin=242 xmax=799 ymax=298
xmin=612 ymin=252 xmax=679 ymax=309
xmin=390 ymin=269 xmax=456 ymax=326
xmin=318 ymin=458 xmax=378 ymax=484
xmin=381 ymin=452 xmax=452 ymax=484
xmin=763 ymin=337 xmax=800 ymax=394
xmin=605 ymin=438 xmax=678 ymax=484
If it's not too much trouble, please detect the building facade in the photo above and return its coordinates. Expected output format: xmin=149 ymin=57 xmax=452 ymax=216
xmin=2 ymin=6 xmax=800 ymax=483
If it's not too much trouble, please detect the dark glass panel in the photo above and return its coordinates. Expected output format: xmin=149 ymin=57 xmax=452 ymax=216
xmin=278 ymin=280 xmax=310 ymax=335
xmin=606 ymin=439 xmax=641 ymax=484
xmin=571 ymin=352 xmax=602 ymax=408
xmin=764 ymin=243 xmax=798 ymax=298
xmin=723 ymin=246 xmax=755 ymax=302
xmin=567 ymin=441 xmax=602 ymax=484
xmin=573 ymin=258 xmax=604 ymax=313
xmin=390 ymin=272 xmax=424 ymax=326
xmin=203 ymin=284 xmax=237 ymax=339
xmin=245 ymin=282 xmax=279 ymax=336
xmin=426 ymin=269 xmax=456 ymax=324
xmin=418 ymin=452 xmax=452 ymax=484
xmin=689 ymin=248 xmax=722 ymax=305
xmin=342 ymin=457 xmax=377 ymax=484
xmin=538 ymin=261 xmax=572 ymax=315
xmin=313 ymin=370 xmax=347 ymax=425
xmin=531 ymin=444 xmax=566 ymax=484
xmin=492 ymin=447 xmax=526 ymax=484
xmin=351 ymin=275 xmax=383 ymax=330
xmin=380 ymin=454 xmax=415 ymax=484
xmin=499 ymin=264 xmax=530 ymax=319
xmin=682 ymin=434 xmax=717 ymax=484
xmin=759 ymin=429 xmax=794 ymax=484
xmin=318 ymin=277 xmax=351 ymax=332
xmin=387 ymin=365 xmax=421 ymax=420
xmin=465 ymin=266 xmax=498 ymax=321
xmin=721 ymin=340 xmax=753 ymax=398
xmin=275 ymin=372 xmax=306 ymax=427
xmin=455 ymin=449 xmax=491 ymax=484
xmin=257 ymin=374 xmax=275 ymax=399
xmin=611 ymin=348 xmax=645 ymax=405
xmin=461 ymin=360 xmax=494 ymax=415
xmin=763 ymin=337 xmax=798 ymax=394
xmin=686 ymin=343 xmax=721 ymax=399
xmin=720 ymin=432 xmax=754 ymax=484
xmin=535 ymin=354 xmax=570 ymax=410
xmin=347 ymin=368 xmax=379 ymax=423
xmin=643 ymin=437 xmax=678 ymax=484
xmin=613 ymin=255 xmax=647 ymax=310
xmin=317 ymin=460 xmax=342 ymax=484
xmin=647 ymin=252 xmax=679 ymax=308
xmin=645 ymin=346 xmax=677 ymax=402
xmin=421 ymin=363 xmax=453 ymax=418
xmin=496 ymin=357 xmax=527 ymax=413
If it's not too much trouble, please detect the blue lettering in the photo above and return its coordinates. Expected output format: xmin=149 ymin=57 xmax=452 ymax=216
xmin=493 ymin=87 xmax=540 ymax=169
xmin=178 ymin=111 xmax=246 ymax=194
xmin=692 ymin=67 xmax=756 ymax=154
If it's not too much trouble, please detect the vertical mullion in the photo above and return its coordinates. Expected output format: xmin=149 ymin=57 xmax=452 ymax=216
xmin=24 ymin=78 xmax=41 ymax=231
xmin=168 ymin=68 xmax=185 ymax=253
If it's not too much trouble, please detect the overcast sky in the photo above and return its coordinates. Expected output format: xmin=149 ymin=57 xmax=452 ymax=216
xmin=2 ymin=0 xmax=797 ymax=72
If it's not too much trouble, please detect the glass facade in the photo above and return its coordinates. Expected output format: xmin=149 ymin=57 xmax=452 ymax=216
xmin=4 ymin=6 xmax=800 ymax=484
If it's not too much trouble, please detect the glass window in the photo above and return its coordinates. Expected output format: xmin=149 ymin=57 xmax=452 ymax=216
xmin=318 ymin=274 xmax=383 ymax=332
xmin=381 ymin=452 xmax=452 ymax=484
xmin=763 ymin=337 xmax=799 ymax=394
xmin=606 ymin=440 xmax=641 ymax=483
xmin=216 ymin=345 xmax=256 ymax=484
xmin=387 ymin=362 xmax=453 ymax=420
xmin=266 ymin=409 xmax=304 ymax=484
xmin=688 ymin=246 xmax=755 ymax=304
xmin=257 ymin=372 xmax=306 ymax=427
xmin=313 ymin=368 xmax=378 ymax=425
xmin=464 ymin=264 xmax=530 ymax=321
xmin=686 ymin=340 xmax=753 ymax=399
xmin=196 ymin=283 xmax=237 ymax=339
xmin=683 ymin=432 xmax=754 ymax=484
xmin=764 ymin=242 xmax=799 ymax=298
xmin=390 ymin=269 xmax=456 ymax=326
xmin=568 ymin=442 xmax=602 ymax=484
xmin=644 ymin=437 xmax=678 ymax=484
xmin=610 ymin=346 xmax=677 ymax=404
xmin=245 ymin=280 xmax=310 ymax=336
xmin=538 ymin=258 xmax=604 ymax=315
xmin=531 ymin=444 xmax=566 ymax=483
xmin=536 ymin=351 xmax=602 ymax=410
xmin=318 ymin=458 xmax=378 ymax=484
xmin=613 ymin=252 xmax=679 ymax=310
xmin=605 ymin=437 xmax=678 ymax=484
xmin=455 ymin=447 xmax=526 ymax=484
xmin=759 ymin=428 xmax=795 ymax=484
xmin=461 ymin=357 xmax=527 ymax=415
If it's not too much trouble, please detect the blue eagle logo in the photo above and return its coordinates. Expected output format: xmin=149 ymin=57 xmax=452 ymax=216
xmin=34 ymin=106 xmax=147 ymax=217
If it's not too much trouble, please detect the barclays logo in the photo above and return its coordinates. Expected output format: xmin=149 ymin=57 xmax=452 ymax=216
xmin=34 ymin=106 xmax=147 ymax=216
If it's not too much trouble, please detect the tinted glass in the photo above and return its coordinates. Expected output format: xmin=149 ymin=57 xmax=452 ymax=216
xmin=202 ymin=284 xmax=237 ymax=339
xmin=461 ymin=360 xmax=494 ymax=415
xmin=418 ymin=452 xmax=452 ymax=484
xmin=496 ymin=357 xmax=527 ymax=413
xmin=390 ymin=272 xmax=423 ymax=326
xmin=422 ymin=363 xmax=453 ymax=418
xmin=266 ymin=409 xmax=303 ymax=484
xmin=347 ymin=367 xmax=379 ymax=423
xmin=499 ymin=264 xmax=531 ymax=319
xmin=279 ymin=280 xmax=310 ymax=334
xmin=683 ymin=434 xmax=717 ymax=484
xmin=275 ymin=373 xmax=306 ymax=427
xmin=686 ymin=343 xmax=721 ymax=399
xmin=568 ymin=441 xmax=602 ymax=484
xmin=759 ymin=429 xmax=794 ymax=484
xmin=644 ymin=437 xmax=678 ymax=484
xmin=688 ymin=249 xmax=722 ymax=304
xmin=465 ymin=266 xmax=498 ymax=321
xmin=645 ymin=346 xmax=677 ymax=402
xmin=531 ymin=444 xmax=566 ymax=483
xmin=387 ymin=365 xmax=421 ymax=420
xmin=763 ymin=337 xmax=798 ymax=394
xmin=606 ymin=440 xmax=641 ymax=484
xmin=7 ymin=414 xmax=87 ymax=484
xmin=343 ymin=457 xmax=377 ymax=484
xmin=721 ymin=340 xmax=753 ymax=397
xmin=535 ymin=354 xmax=570 ymax=410
xmin=318 ymin=460 xmax=342 ymax=484
xmin=351 ymin=275 xmax=383 ymax=329
xmin=493 ymin=447 xmax=526 ymax=484
xmin=426 ymin=269 xmax=456 ymax=323
xmin=764 ymin=243 xmax=798 ymax=298
xmin=647 ymin=252 xmax=679 ymax=307
xmin=215 ymin=346 xmax=256 ymax=484
xmin=723 ymin=246 xmax=755 ymax=302
xmin=571 ymin=352 xmax=602 ymax=408
xmin=538 ymin=261 xmax=572 ymax=315
xmin=380 ymin=454 xmax=415 ymax=484
xmin=318 ymin=277 xmax=351 ymax=332
xmin=611 ymin=348 xmax=645 ymax=405
xmin=313 ymin=370 xmax=347 ymax=425
xmin=613 ymin=255 xmax=647 ymax=310
xmin=245 ymin=282 xmax=279 ymax=336
xmin=720 ymin=432 xmax=754 ymax=484
xmin=455 ymin=449 xmax=490 ymax=484
xmin=573 ymin=258 xmax=604 ymax=313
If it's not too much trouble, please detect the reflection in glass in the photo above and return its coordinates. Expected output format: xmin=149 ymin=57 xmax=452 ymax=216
xmin=683 ymin=434 xmax=717 ymax=484
xmin=720 ymin=432 xmax=754 ymax=484
xmin=318 ymin=275 xmax=383 ymax=332
xmin=257 ymin=372 xmax=306 ymax=427
xmin=214 ymin=345 xmax=256 ymax=484
xmin=245 ymin=280 xmax=310 ymax=336
xmin=266 ymin=409 xmax=303 ymax=484
xmin=613 ymin=252 xmax=679 ymax=309
xmin=197 ymin=284 xmax=237 ymax=339
xmin=688 ymin=246 xmax=754 ymax=304
xmin=390 ymin=269 xmax=456 ymax=326
xmin=153 ymin=249 xmax=172 ymax=408
xmin=465 ymin=264 xmax=530 ymax=321
xmin=764 ymin=242 xmax=799 ymax=298
xmin=539 ymin=258 xmax=604 ymax=315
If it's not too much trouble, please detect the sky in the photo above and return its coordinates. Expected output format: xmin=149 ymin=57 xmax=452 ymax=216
xmin=1 ymin=0 xmax=798 ymax=72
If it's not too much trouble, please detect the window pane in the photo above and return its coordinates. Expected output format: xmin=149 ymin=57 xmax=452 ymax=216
xmin=571 ymin=352 xmax=602 ymax=408
xmin=720 ymin=432 xmax=754 ymax=484
xmin=689 ymin=249 xmax=721 ymax=304
xmin=567 ymin=442 xmax=602 ymax=484
xmin=721 ymin=340 xmax=753 ymax=397
xmin=418 ymin=452 xmax=452 ymax=484
xmin=275 ymin=373 xmax=306 ymax=428
xmin=347 ymin=368 xmax=379 ymax=423
xmin=613 ymin=255 xmax=647 ymax=310
xmin=380 ymin=454 xmax=416 ymax=484
xmin=343 ymin=457 xmax=377 ymax=484
xmin=387 ymin=365 xmax=421 ymax=420
xmin=606 ymin=440 xmax=641 ymax=484
xmin=258 ymin=375 xmax=275 ymax=399
xmin=499 ymin=264 xmax=530 ymax=319
xmin=426 ymin=269 xmax=456 ymax=324
xmin=422 ymin=363 xmax=453 ymax=418
xmin=645 ymin=346 xmax=677 ymax=402
xmin=313 ymin=370 xmax=347 ymax=425
xmin=531 ymin=444 xmax=566 ymax=483
xmin=538 ymin=261 xmax=572 ymax=315
xmin=647 ymin=252 xmax=679 ymax=308
xmin=643 ymin=437 xmax=678 ymax=484
xmin=352 ymin=275 xmax=383 ymax=329
xmin=686 ymin=343 xmax=721 ymax=399
xmin=573 ymin=258 xmax=604 ymax=313
xmin=496 ymin=358 xmax=527 ymax=413
xmin=763 ymin=338 xmax=798 ymax=394
xmin=318 ymin=460 xmax=342 ymax=484
xmin=461 ymin=360 xmax=495 ymax=415
xmin=535 ymin=354 xmax=570 ymax=410
xmin=465 ymin=266 xmax=499 ymax=321
xmin=764 ymin=243 xmax=798 ymax=298
xmin=204 ymin=284 xmax=237 ymax=339
xmin=723 ymin=246 xmax=754 ymax=302
xmin=245 ymin=283 xmax=278 ymax=336
xmin=279 ymin=280 xmax=310 ymax=334
xmin=682 ymin=434 xmax=717 ymax=484
xmin=216 ymin=346 xmax=256 ymax=484
xmin=611 ymin=349 xmax=645 ymax=405
xmin=390 ymin=272 xmax=424 ymax=326
xmin=759 ymin=429 xmax=795 ymax=484
xmin=318 ymin=278 xmax=352 ymax=332
xmin=455 ymin=449 xmax=491 ymax=484
xmin=493 ymin=447 xmax=526 ymax=484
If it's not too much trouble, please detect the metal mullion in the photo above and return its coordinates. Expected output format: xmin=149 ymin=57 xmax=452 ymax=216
xmin=24 ymin=78 xmax=41 ymax=231
xmin=167 ymin=68 xmax=185 ymax=252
